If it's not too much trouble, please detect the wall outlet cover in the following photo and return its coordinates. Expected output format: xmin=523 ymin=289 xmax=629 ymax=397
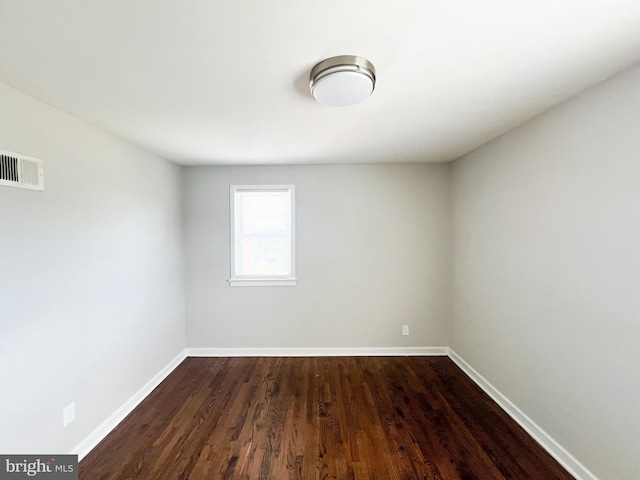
xmin=63 ymin=402 xmax=75 ymax=427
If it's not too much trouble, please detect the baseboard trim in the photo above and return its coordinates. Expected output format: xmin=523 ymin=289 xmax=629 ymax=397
xmin=447 ymin=349 xmax=598 ymax=480
xmin=71 ymin=349 xmax=188 ymax=461
xmin=187 ymin=346 xmax=449 ymax=357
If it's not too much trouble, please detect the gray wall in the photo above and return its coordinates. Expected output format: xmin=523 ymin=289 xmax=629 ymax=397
xmin=451 ymin=64 xmax=640 ymax=479
xmin=184 ymin=164 xmax=451 ymax=349
xmin=0 ymin=83 xmax=186 ymax=454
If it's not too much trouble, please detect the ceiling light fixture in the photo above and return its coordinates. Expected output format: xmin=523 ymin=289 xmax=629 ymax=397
xmin=310 ymin=55 xmax=376 ymax=107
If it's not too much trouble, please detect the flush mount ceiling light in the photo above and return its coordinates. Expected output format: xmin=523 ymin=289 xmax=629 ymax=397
xmin=310 ymin=55 xmax=376 ymax=107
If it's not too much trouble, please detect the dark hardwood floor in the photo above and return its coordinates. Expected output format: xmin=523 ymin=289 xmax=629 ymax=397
xmin=79 ymin=357 xmax=574 ymax=479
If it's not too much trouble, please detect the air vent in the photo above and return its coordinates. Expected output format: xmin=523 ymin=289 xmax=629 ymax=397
xmin=0 ymin=149 xmax=44 ymax=191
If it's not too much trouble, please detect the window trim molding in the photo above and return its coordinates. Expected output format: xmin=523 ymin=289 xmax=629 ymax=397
xmin=228 ymin=184 xmax=297 ymax=287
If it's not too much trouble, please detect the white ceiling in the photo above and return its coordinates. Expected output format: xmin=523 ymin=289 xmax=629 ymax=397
xmin=1 ymin=1 xmax=640 ymax=166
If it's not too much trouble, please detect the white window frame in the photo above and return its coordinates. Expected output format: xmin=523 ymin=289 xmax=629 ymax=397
xmin=228 ymin=185 xmax=297 ymax=287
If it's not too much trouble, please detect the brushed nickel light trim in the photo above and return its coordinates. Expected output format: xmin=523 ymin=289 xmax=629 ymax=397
xmin=310 ymin=55 xmax=376 ymax=107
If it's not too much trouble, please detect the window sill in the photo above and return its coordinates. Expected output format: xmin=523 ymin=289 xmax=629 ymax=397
xmin=227 ymin=278 xmax=298 ymax=287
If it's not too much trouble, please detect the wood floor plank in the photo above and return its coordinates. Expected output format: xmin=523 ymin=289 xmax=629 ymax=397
xmin=79 ymin=357 xmax=575 ymax=480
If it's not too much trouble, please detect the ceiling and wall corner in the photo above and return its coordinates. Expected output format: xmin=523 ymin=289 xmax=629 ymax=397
xmin=1 ymin=1 xmax=640 ymax=166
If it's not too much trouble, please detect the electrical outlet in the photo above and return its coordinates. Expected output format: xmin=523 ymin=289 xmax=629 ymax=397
xmin=63 ymin=402 xmax=75 ymax=427
xmin=402 ymin=325 xmax=410 ymax=336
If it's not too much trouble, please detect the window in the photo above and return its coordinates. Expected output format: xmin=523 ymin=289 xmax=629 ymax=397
xmin=228 ymin=185 xmax=296 ymax=286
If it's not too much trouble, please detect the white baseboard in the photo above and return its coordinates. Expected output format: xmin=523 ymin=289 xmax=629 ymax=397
xmin=187 ymin=346 xmax=449 ymax=357
xmin=447 ymin=349 xmax=598 ymax=480
xmin=71 ymin=349 xmax=187 ymax=461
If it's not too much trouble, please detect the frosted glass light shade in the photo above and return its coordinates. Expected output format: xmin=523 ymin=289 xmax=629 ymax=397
xmin=310 ymin=56 xmax=376 ymax=107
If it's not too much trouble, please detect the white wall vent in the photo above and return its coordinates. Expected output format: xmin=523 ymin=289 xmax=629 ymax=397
xmin=0 ymin=149 xmax=44 ymax=191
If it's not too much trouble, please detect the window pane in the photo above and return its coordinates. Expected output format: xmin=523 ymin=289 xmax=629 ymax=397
xmin=236 ymin=190 xmax=291 ymax=276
